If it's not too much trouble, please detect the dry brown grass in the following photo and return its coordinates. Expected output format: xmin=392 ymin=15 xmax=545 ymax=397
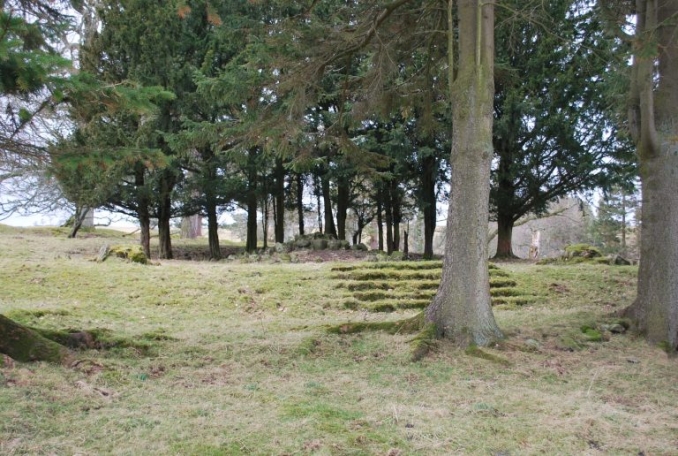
xmin=1 ymin=225 xmax=677 ymax=455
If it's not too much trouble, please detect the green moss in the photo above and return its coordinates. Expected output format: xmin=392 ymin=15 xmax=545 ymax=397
xmin=106 ymin=245 xmax=149 ymax=264
xmin=565 ymin=244 xmax=602 ymax=258
xmin=490 ymin=287 xmax=525 ymax=297
xmin=556 ymin=334 xmax=585 ymax=351
xmin=326 ymin=313 xmax=425 ymax=335
xmin=465 ymin=345 xmax=512 ymax=366
xmin=6 ymin=308 xmax=70 ymax=320
xmin=410 ymin=323 xmax=438 ymax=361
xmin=364 ymin=299 xmax=430 ymax=312
xmin=0 ymin=315 xmax=71 ymax=364
xmin=490 ymin=278 xmax=518 ymax=288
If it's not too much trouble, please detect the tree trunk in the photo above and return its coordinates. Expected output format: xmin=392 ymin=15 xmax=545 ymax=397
xmin=422 ymin=155 xmax=437 ymax=259
xmin=206 ymin=202 xmax=220 ymax=260
xmin=246 ymin=190 xmax=258 ymax=252
xmin=494 ymin=213 xmax=517 ymax=258
xmin=621 ymin=0 xmax=678 ymax=352
xmin=138 ymin=211 xmax=151 ymax=260
xmin=262 ymin=196 xmax=270 ymax=249
xmin=274 ymin=158 xmax=285 ymax=243
xmin=157 ymin=171 xmax=175 ymax=260
xmin=246 ymin=149 xmax=259 ymax=252
xmin=181 ymin=215 xmax=202 ymax=239
xmin=321 ymin=173 xmax=337 ymax=238
xmin=0 ymin=315 xmax=71 ymax=364
xmin=68 ymin=205 xmax=91 ymax=239
xmin=377 ymin=195 xmax=384 ymax=251
xmin=313 ymin=172 xmax=323 ymax=234
xmin=426 ymin=0 xmax=502 ymax=347
xmin=392 ymin=184 xmax=401 ymax=252
xmin=384 ymin=187 xmax=394 ymax=254
xmin=403 ymin=230 xmax=409 ymax=259
xmin=135 ymin=165 xmax=152 ymax=259
xmin=336 ymin=175 xmax=350 ymax=241
xmin=296 ymin=173 xmax=305 ymax=236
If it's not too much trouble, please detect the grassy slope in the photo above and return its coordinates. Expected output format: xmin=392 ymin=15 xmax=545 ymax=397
xmin=0 ymin=226 xmax=676 ymax=455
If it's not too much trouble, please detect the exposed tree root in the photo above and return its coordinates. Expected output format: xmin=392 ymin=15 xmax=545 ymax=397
xmin=0 ymin=315 xmax=72 ymax=364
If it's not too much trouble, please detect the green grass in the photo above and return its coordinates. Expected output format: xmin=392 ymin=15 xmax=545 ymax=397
xmin=1 ymin=225 xmax=676 ymax=455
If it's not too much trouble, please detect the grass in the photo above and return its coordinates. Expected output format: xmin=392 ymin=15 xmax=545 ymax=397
xmin=1 ymin=225 xmax=677 ymax=455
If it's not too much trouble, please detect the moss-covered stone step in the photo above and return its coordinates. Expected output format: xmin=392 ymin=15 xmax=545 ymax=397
xmin=336 ymin=280 xmax=441 ymax=291
xmin=333 ymin=270 xmax=441 ymax=281
xmin=332 ymin=261 xmax=503 ymax=272
xmin=336 ymin=277 xmax=517 ymax=292
xmin=352 ymin=290 xmax=437 ymax=302
xmin=331 ymin=261 xmax=443 ymax=272
xmin=334 ymin=268 xmax=509 ymax=281
xmin=344 ymin=299 xmax=431 ymax=312
xmin=331 ymin=261 xmax=537 ymax=313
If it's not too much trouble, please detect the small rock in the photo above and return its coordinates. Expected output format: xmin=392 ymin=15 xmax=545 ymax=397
xmin=525 ymin=339 xmax=541 ymax=351
xmin=96 ymin=244 xmax=110 ymax=262
xmin=627 ymin=357 xmax=640 ymax=364
xmin=609 ymin=324 xmax=626 ymax=334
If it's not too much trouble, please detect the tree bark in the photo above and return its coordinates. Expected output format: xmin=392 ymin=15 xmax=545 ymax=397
xmin=321 ymin=172 xmax=337 ymax=238
xmin=494 ymin=213 xmax=517 ymax=258
xmin=68 ymin=205 xmax=91 ymax=239
xmin=262 ymin=196 xmax=269 ymax=249
xmin=313 ymin=172 xmax=323 ymax=234
xmin=622 ymin=0 xmax=678 ymax=352
xmin=0 ymin=315 xmax=71 ymax=364
xmin=384 ymin=189 xmax=394 ymax=254
xmin=206 ymin=202 xmax=220 ymax=260
xmin=135 ymin=165 xmax=152 ymax=259
xmin=391 ymin=180 xmax=401 ymax=251
xmin=274 ymin=158 xmax=285 ymax=243
xmin=426 ymin=0 xmax=502 ymax=347
xmin=157 ymin=171 xmax=175 ymax=260
xmin=246 ymin=149 xmax=258 ymax=252
xmin=421 ymin=154 xmax=437 ymax=259
xmin=336 ymin=175 xmax=350 ymax=241
xmin=376 ymin=194 xmax=384 ymax=251
xmin=296 ymin=173 xmax=305 ymax=236
xmin=180 ymin=215 xmax=202 ymax=239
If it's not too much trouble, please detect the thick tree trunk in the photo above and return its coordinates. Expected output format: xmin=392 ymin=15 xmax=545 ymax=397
xmin=321 ymin=173 xmax=337 ymax=238
xmin=621 ymin=0 xmax=678 ymax=352
xmin=274 ymin=158 xmax=285 ymax=243
xmin=296 ymin=173 xmax=305 ymax=236
xmin=336 ymin=175 xmax=350 ymax=241
xmin=426 ymin=0 xmax=502 ymax=347
xmin=0 ymin=315 xmax=71 ymax=364
xmin=494 ymin=213 xmax=517 ymax=258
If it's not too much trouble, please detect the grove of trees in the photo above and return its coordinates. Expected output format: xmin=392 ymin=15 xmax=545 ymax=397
xmin=1 ymin=0 xmax=676 ymax=354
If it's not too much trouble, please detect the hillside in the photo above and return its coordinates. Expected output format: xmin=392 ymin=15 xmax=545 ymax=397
xmin=0 ymin=226 xmax=674 ymax=455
